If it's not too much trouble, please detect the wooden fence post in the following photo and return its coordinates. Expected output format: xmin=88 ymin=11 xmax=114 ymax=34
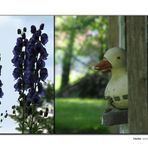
xmin=108 ymin=16 xmax=119 ymax=48
xmin=118 ymin=16 xmax=129 ymax=133
xmin=106 ymin=16 xmax=128 ymax=133
xmin=107 ymin=16 xmax=120 ymax=133
xmin=126 ymin=16 xmax=148 ymax=133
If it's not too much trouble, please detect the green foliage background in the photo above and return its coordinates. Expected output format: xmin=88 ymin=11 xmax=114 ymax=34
xmin=55 ymin=16 xmax=109 ymax=133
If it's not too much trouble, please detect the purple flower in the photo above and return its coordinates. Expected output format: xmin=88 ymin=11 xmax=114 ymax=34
xmin=23 ymin=39 xmax=28 ymax=46
xmin=37 ymin=58 xmax=45 ymax=69
xmin=29 ymin=38 xmax=35 ymax=44
xmin=36 ymin=30 xmax=41 ymax=37
xmin=22 ymin=33 xmax=26 ymax=39
xmin=0 ymin=80 xmax=2 ymax=87
xmin=0 ymin=65 xmax=2 ymax=75
xmin=40 ymin=68 xmax=48 ymax=81
xmin=40 ymin=47 xmax=48 ymax=60
xmin=26 ymin=43 xmax=34 ymax=55
xmin=0 ymin=61 xmax=3 ymax=98
xmin=23 ymin=27 xmax=27 ymax=32
xmin=17 ymin=29 xmax=21 ymax=34
xmin=16 ymin=37 xmax=23 ymax=47
xmin=35 ymin=42 xmax=43 ymax=52
xmin=33 ymin=33 xmax=39 ymax=41
xmin=35 ymin=43 xmax=48 ymax=59
xmin=12 ymin=24 xmax=49 ymax=105
xmin=0 ymin=88 xmax=4 ymax=98
xmin=31 ymin=25 xmax=36 ymax=34
xmin=12 ymin=56 xmax=23 ymax=68
xmin=13 ymin=46 xmax=22 ymax=56
xmin=33 ymin=72 xmax=39 ymax=83
xmin=24 ymin=58 xmax=35 ymax=70
xmin=14 ymin=79 xmax=22 ymax=92
xmin=13 ymin=68 xmax=22 ymax=79
xmin=41 ymin=33 xmax=48 ymax=45
xmin=32 ymin=93 xmax=40 ymax=104
xmin=40 ymin=24 xmax=44 ymax=30
xmin=23 ymin=70 xmax=31 ymax=80
xmin=23 ymin=70 xmax=34 ymax=89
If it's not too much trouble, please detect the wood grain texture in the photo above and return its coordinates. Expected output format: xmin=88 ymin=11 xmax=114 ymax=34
xmin=107 ymin=16 xmax=120 ymax=133
xmin=126 ymin=16 xmax=148 ymax=133
xmin=108 ymin=16 xmax=119 ymax=48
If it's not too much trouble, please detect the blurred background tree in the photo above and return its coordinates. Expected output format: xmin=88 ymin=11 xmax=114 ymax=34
xmin=55 ymin=16 xmax=110 ymax=134
xmin=56 ymin=16 xmax=109 ymax=98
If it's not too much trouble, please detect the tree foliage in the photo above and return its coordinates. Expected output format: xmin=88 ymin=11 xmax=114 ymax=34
xmin=55 ymin=16 xmax=109 ymax=90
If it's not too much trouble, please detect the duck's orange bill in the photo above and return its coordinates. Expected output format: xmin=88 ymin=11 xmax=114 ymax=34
xmin=95 ymin=59 xmax=112 ymax=72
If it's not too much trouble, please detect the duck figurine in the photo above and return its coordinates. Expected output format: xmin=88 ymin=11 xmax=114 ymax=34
xmin=95 ymin=47 xmax=128 ymax=111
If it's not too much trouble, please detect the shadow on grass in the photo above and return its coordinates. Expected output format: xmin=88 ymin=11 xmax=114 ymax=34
xmin=55 ymin=98 xmax=109 ymax=134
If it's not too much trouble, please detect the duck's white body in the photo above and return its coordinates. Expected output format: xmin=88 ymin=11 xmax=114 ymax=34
xmin=95 ymin=47 xmax=128 ymax=109
xmin=105 ymin=68 xmax=128 ymax=109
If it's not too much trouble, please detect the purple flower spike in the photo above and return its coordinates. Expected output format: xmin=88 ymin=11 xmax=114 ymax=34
xmin=12 ymin=24 xmax=49 ymax=105
xmin=14 ymin=79 xmax=22 ymax=92
xmin=13 ymin=46 xmax=22 ymax=56
xmin=0 ymin=65 xmax=2 ymax=75
xmin=12 ymin=56 xmax=23 ymax=68
xmin=0 ymin=56 xmax=3 ymax=98
xmin=41 ymin=33 xmax=48 ymax=45
xmin=37 ymin=58 xmax=45 ymax=69
xmin=13 ymin=68 xmax=21 ymax=79
xmin=0 ymin=80 xmax=2 ymax=87
xmin=31 ymin=25 xmax=36 ymax=34
xmin=40 ymin=68 xmax=48 ymax=81
xmin=16 ymin=37 xmax=23 ymax=47
xmin=40 ymin=47 xmax=48 ymax=60
xmin=17 ymin=29 xmax=21 ymax=34
xmin=40 ymin=24 xmax=44 ymax=30
xmin=23 ymin=27 xmax=27 ymax=32
xmin=0 ymin=88 xmax=4 ymax=98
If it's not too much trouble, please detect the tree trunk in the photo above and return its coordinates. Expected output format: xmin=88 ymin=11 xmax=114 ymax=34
xmin=60 ymin=31 xmax=75 ymax=90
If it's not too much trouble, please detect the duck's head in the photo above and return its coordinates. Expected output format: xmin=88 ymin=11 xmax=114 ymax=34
xmin=95 ymin=47 xmax=126 ymax=72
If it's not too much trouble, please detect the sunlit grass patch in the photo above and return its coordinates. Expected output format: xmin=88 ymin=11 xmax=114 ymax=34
xmin=55 ymin=98 xmax=109 ymax=134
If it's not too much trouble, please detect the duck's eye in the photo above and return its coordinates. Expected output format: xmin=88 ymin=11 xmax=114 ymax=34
xmin=117 ymin=56 xmax=120 ymax=59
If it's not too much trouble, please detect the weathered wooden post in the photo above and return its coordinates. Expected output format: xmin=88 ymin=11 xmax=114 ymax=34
xmin=126 ymin=16 xmax=148 ymax=133
xmin=118 ymin=16 xmax=128 ymax=133
xmin=102 ymin=16 xmax=148 ymax=134
xmin=102 ymin=16 xmax=128 ymax=134
xmin=108 ymin=16 xmax=119 ymax=48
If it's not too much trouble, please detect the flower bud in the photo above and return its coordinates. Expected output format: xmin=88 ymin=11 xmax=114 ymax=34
xmin=23 ymin=27 xmax=27 ymax=32
xmin=40 ymin=24 xmax=44 ymax=30
xmin=31 ymin=25 xmax=36 ymax=34
xmin=17 ymin=29 xmax=21 ymax=34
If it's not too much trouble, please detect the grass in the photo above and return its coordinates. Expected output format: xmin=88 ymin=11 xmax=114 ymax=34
xmin=55 ymin=98 xmax=109 ymax=134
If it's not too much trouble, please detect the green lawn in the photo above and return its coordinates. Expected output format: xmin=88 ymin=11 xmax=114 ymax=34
xmin=55 ymin=98 xmax=109 ymax=134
